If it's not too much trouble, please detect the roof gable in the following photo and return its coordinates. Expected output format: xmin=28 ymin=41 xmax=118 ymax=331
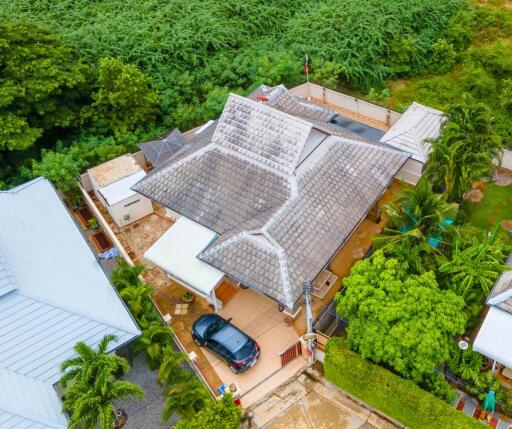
xmin=380 ymin=102 xmax=444 ymax=163
xmin=212 ymin=94 xmax=312 ymax=175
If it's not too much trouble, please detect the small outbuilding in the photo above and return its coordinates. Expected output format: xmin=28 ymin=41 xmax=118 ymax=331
xmin=88 ymin=155 xmax=153 ymax=228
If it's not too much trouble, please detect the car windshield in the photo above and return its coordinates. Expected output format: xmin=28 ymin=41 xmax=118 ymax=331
xmin=205 ymin=319 xmax=225 ymax=338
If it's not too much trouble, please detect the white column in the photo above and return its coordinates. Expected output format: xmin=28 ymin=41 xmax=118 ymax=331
xmin=211 ymin=288 xmax=220 ymax=312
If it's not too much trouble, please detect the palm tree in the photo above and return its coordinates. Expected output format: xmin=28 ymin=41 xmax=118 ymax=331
xmin=162 ymin=374 xmax=209 ymax=421
xmin=426 ymin=99 xmax=502 ymax=202
xmin=132 ymin=317 xmax=173 ymax=369
xmin=439 ymin=225 xmax=512 ymax=298
xmin=64 ymin=365 xmax=143 ymax=429
xmin=157 ymin=345 xmax=187 ymax=385
xmin=61 ymin=334 xmax=128 ymax=388
xmin=111 ymin=259 xmax=146 ymax=291
xmin=119 ymin=283 xmax=156 ymax=321
xmin=376 ymin=180 xmax=457 ymax=252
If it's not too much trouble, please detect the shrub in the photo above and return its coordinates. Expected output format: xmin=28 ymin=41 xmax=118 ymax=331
xmin=324 ymin=337 xmax=486 ymax=429
xmin=460 ymin=66 xmax=496 ymax=100
xmin=432 ymin=39 xmax=457 ymax=73
xmin=174 ymin=395 xmax=241 ymax=429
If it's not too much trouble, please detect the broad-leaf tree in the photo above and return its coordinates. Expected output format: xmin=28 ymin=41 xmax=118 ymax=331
xmin=82 ymin=58 xmax=160 ymax=133
xmin=336 ymin=250 xmax=466 ymax=381
xmin=0 ymin=22 xmax=88 ymax=151
xmin=439 ymin=224 xmax=511 ymax=298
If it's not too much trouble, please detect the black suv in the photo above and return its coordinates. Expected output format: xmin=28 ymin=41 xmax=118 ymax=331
xmin=192 ymin=314 xmax=260 ymax=373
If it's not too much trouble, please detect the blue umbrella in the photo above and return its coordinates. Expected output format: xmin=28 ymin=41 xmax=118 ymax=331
xmin=483 ymin=390 xmax=496 ymax=414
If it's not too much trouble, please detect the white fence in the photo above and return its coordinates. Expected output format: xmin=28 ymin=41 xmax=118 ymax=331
xmin=289 ymin=82 xmax=401 ymax=127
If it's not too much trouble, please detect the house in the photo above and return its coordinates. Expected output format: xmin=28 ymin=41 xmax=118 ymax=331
xmin=131 ymin=85 xmax=425 ymax=311
xmin=87 ymin=154 xmax=154 ymax=228
xmin=473 ymin=254 xmax=512 ymax=384
xmin=0 ymin=178 xmax=140 ymax=429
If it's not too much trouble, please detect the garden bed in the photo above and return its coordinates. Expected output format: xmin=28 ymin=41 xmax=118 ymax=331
xmin=324 ymin=337 xmax=486 ymax=429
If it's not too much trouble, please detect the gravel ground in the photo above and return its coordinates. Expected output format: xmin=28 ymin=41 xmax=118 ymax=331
xmin=117 ymin=353 xmax=177 ymax=429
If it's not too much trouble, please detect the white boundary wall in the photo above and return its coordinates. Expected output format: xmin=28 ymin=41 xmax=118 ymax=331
xmin=289 ymin=83 xmax=401 ymax=127
xmin=502 ymin=149 xmax=512 ymax=170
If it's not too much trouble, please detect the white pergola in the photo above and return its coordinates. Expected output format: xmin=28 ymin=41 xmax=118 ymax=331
xmin=144 ymin=217 xmax=225 ymax=310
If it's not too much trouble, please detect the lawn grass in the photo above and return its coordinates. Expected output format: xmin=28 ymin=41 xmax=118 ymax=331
xmin=468 ymin=183 xmax=512 ymax=231
xmin=324 ymin=338 xmax=487 ymax=429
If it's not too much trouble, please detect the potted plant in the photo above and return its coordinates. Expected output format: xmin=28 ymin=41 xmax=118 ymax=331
xmin=88 ymin=217 xmax=99 ymax=230
xmin=182 ymin=291 xmax=195 ymax=304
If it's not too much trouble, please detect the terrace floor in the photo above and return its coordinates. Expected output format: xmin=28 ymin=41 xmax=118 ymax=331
xmin=310 ymin=97 xmax=390 ymax=132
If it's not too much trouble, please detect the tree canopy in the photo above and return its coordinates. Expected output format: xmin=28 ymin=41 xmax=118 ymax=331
xmin=0 ymin=22 xmax=88 ymax=151
xmin=335 ymin=250 xmax=466 ymax=382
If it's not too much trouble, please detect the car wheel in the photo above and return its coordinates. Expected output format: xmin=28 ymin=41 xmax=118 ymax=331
xmin=229 ymin=365 xmax=239 ymax=374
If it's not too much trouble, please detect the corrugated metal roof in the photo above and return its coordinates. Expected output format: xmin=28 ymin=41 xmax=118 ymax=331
xmin=0 ymin=178 xmax=140 ymax=428
xmin=0 ymin=251 xmax=16 ymax=298
xmin=379 ymin=102 xmax=444 ymax=163
xmin=473 ymin=306 xmax=512 ymax=369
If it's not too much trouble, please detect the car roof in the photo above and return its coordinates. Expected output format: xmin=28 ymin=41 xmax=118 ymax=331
xmin=209 ymin=321 xmax=249 ymax=353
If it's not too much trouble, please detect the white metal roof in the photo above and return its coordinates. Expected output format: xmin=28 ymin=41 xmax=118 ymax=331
xmin=98 ymin=170 xmax=147 ymax=206
xmin=380 ymin=102 xmax=444 ymax=163
xmin=144 ymin=217 xmax=224 ymax=296
xmin=0 ymin=178 xmax=140 ymax=429
xmin=473 ymin=306 xmax=512 ymax=369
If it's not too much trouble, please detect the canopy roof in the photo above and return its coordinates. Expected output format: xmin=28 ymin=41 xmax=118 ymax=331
xmin=138 ymin=128 xmax=188 ymax=168
xmin=473 ymin=306 xmax=512 ymax=369
xmin=98 ymin=170 xmax=146 ymax=206
xmin=144 ymin=217 xmax=224 ymax=296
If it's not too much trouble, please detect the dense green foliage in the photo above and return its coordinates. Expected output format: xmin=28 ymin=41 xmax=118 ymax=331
xmin=60 ymin=335 xmax=143 ymax=429
xmin=426 ymin=100 xmax=503 ymax=201
xmin=335 ymin=250 xmax=466 ymax=382
xmin=324 ymin=337 xmax=486 ymax=429
xmin=0 ymin=0 xmax=469 ymax=190
xmin=0 ymin=22 xmax=88 ymax=152
xmin=173 ymin=395 xmax=242 ymax=429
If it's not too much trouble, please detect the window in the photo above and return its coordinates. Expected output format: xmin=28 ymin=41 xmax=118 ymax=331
xmin=124 ymin=199 xmax=140 ymax=208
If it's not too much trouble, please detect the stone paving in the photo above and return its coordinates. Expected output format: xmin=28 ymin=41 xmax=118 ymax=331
xmin=243 ymin=367 xmax=400 ymax=429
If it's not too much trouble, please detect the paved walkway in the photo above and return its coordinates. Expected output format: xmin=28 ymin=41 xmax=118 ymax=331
xmin=243 ymin=367 xmax=399 ymax=429
xmin=453 ymin=389 xmax=512 ymax=429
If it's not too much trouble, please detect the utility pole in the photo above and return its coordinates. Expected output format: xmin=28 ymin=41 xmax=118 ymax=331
xmin=303 ymin=280 xmax=316 ymax=364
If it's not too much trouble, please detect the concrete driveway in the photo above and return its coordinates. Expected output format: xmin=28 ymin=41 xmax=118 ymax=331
xmin=244 ymin=367 xmax=399 ymax=429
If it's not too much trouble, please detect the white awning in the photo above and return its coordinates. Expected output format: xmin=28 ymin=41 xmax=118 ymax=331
xmin=99 ymin=170 xmax=147 ymax=206
xmin=144 ymin=217 xmax=224 ymax=296
xmin=473 ymin=306 xmax=512 ymax=368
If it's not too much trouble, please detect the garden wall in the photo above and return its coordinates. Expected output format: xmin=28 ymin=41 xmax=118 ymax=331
xmin=324 ymin=338 xmax=486 ymax=429
xmin=502 ymin=149 xmax=512 ymax=170
xmin=290 ymin=83 xmax=402 ymax=126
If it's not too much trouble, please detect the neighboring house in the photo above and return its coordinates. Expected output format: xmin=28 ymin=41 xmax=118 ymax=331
xmin=132 ymin=85 xmax=439 ymax=311
xmin=88 ymin=154 xmax=154 ymax=228
xmin=473 ymin=255 xmax=512 ymax=377
xmin=380 ymin=102 xmax=445 ymax=185
xmin=0 ymin=178 xmax=140 ymax=429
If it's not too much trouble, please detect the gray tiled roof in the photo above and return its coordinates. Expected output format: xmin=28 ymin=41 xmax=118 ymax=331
xmin=138 ymin=128 xmax=188 ymax=168
xmin=134 ymin=146 xmax=291 ymax=233
xmin=213 ymin=94 xmax=312 ymax=175
xmin=134 ymin=86 xmax=409 ymax=307
xmin=201 ymin=138 xmax=408 ymax=306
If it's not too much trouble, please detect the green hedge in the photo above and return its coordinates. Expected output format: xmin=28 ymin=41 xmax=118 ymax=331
xmin=324 ymin=338 xmax=486 ymax=429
